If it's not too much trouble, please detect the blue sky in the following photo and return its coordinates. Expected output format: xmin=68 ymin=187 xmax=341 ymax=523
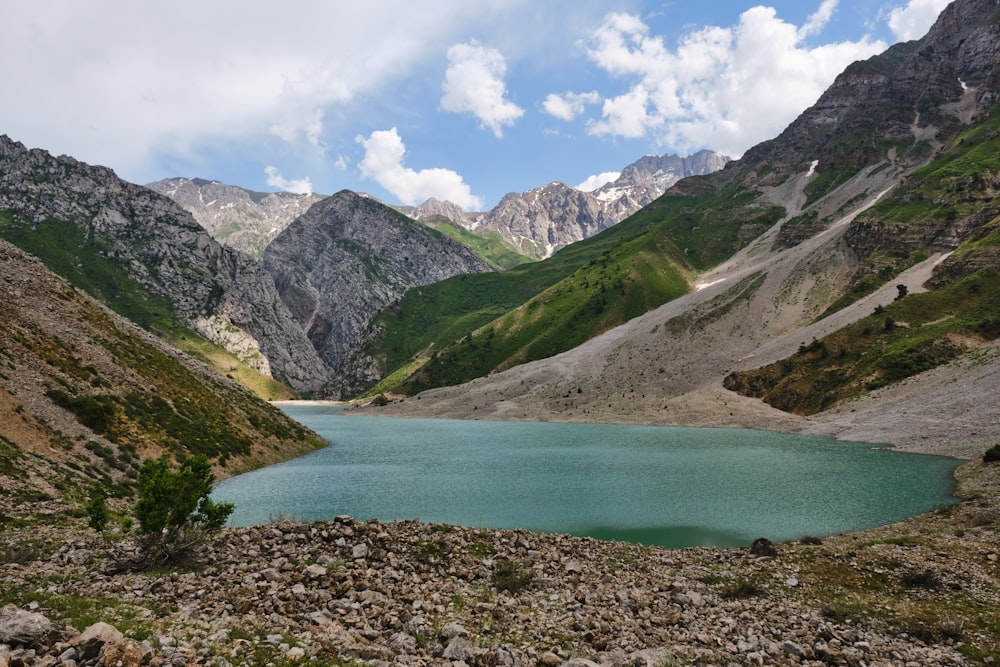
xmin=2 ymin=0 xmax=950 ymax=211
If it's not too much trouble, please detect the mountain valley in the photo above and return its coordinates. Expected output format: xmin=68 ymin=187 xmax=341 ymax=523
xmin=2 ymin=0 xmax=1000 ymax=663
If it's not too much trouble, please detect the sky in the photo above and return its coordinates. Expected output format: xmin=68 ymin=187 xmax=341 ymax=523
xmin=1 ymin=0 xmax=952 ymax=212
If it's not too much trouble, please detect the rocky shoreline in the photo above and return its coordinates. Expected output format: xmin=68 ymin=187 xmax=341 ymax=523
xmin=2 ymin=458 xmax=998 ymax=667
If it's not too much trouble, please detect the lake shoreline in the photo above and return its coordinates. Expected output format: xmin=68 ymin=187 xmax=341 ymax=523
xmin=3 ymin=458 xmax=997 ymax=664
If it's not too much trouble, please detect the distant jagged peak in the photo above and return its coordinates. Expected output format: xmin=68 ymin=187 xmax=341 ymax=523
xmin=411 ymin=196 xmax=477 ymax=228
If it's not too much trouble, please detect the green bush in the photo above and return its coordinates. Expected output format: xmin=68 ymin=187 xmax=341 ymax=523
xmin=984 ymin=444 xmax=1000 ymax=463
xmin=491 ymin=558 xmax=534 ymax=593
xmin=128 ymin=455 xmax=234 ymax=568
xmin=85 ymin=489 xmax=109 ymax=533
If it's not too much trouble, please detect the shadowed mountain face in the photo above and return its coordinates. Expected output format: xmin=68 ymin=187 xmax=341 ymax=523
xmin=261 ymin=190 xmax=492 ymax=398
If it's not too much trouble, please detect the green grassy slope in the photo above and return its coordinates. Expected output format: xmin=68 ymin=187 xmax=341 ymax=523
xmin=724 ymin=268 xmax=1000 ymax=414
xmin=422 ymin=219 xmax=532 ymax=270
xmin=367 ymin=175 xmax=786 ymax=396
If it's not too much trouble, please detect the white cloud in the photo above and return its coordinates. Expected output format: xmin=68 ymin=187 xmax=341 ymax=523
xmin=582 ymin=5 xmax=888 ymax=157
xmin=576 ymin=171 xmax=620 ymax=192
xmin=887 ymin=0 xmax=951 ymax=41
xmin=440 ymin=40 xmax=524 ymax=138
xmin=0 ymin=0 xmax=534 ymax=183
xmin=542 ymin=91 xmax=601 ymax=121
xmin=264 ymin=166 xmax=313 ymax=195
xmin=357 ymin=128 xmax=484 ymax=210
xmin=800 ymin=0 xmax=840 ymax=38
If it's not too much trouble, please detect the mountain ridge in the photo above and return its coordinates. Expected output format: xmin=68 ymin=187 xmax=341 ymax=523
xmin=0 ymin=135 xmax=332 ymax=394
xmin=408 ymin=150 xmax=729 ymax=260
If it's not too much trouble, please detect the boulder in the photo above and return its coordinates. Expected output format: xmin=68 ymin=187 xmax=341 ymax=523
xmin=75 ymin=622 xmax=123 ymax=661
xmin=750 ymin=538 xmax=778 ymax=557
xmin=0 ymin=605 xmax=58 ymax=648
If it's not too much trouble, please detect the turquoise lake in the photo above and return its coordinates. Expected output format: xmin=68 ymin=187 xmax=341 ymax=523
xmin=212 ymin=405 xmax=960 ymax=548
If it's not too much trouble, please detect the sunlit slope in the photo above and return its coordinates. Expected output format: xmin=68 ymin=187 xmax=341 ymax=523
xmin=368 ymin=175 xmax=786 ymax=395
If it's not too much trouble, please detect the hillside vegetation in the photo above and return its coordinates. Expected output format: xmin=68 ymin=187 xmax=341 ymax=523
xmin=0 ymin=240 xmax=323 ymax=526
xmin=723 ymin=102 xmax=1000 ymax=414
xmin=0 ymin=214 xmax=293 ymax=401
xmin=368 ymin=176 xmax=785 ymax=395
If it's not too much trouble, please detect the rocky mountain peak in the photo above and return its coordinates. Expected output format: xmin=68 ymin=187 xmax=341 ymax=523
xmin=145 ymin=177 xmax=325 ymax=258
xmin=411 ymin=151 xmax=729 ymax=260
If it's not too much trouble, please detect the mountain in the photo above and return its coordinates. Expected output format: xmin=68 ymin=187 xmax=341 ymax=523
xmin=365 ymin=0 xmax=1000 ymax=460
xmin=410 ymin=150 xmax=729 ymax=260
xmin=591 ymin=150 xmax=732 ymax=216
xmin=261 ymin=190 xmax=492 ymax=398
xmin=0 ymin=136 xmax=331 ymax=394
xmin=145 ymin=177 xmax=325 ymax=258
xmin=0 ymin=238 xmax=323 ymax=523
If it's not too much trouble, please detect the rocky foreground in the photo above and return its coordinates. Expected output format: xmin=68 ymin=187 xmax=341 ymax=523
xmin=1 ymin=460 xmax=998 ymax=667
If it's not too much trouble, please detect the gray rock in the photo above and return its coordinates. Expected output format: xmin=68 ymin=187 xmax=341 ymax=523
xmin=442 ymin=636 xmax=475 ymax=661
xmin=441 ymin=622 xmax=468 ymax=638
xmin=74 ymin=622 xmax=123 ymax=661
xmin=262 ymin=190 xmax=492 ymax=398
xmin=0 ymin=605 xmax=58 ymax=648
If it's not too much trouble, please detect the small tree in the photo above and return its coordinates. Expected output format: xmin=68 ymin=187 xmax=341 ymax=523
xmin=85 ymin=488 xmax=109 ymax=534
xmin=130 ymin=454 xmax=234 ymax=567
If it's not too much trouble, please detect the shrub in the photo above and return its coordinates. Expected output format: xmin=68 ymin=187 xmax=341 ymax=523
xmin=491 ymin=558 xmax=534 ymax=593
xmin=720 ymin=578 xmax=765 ymax=600
xmin=85 ymin=488 xmax=110 ymax=533
xmin=984 ymin=444 xmax=1000 ymax=463
xmin=124 ymin=455 xmax=234 ymax=568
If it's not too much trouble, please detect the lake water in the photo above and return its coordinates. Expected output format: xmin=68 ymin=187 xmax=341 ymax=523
xmin=212 ymin=405 xmax=960 ymax=548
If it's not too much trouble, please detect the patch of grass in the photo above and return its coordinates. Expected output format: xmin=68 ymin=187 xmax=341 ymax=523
xmin=719 ymin=578 xmax=765 ymax=600
xmin=421 ymin=219 xmax=531 ymax=270
xmin=899 ymin=568 xmax=942 ymax=591
xmin=491 ymin=558 xmax=535 ymax=593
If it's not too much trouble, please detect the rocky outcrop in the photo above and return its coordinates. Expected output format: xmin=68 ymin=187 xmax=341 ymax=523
xmin=262 ymin=191 xmax=492 ymax=398
xmin=482 ymin=182 xmax=616 ymax=258
xmin=410 ymin=151 xmax=729 ymax=260
xmin=592 ymin=150 xmax=731 ymax=217
xmin=0 ymin=136 xmax=330 ymax=392
xmin=145 ymin=177 xmax=325 ymax=258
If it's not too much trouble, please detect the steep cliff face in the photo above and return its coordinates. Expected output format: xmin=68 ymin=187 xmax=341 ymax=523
xmin=146 ymin=178 xmax=325 ymax=258
xmin=262 ymin=191 xmax=492 ymax=398
xmin=0 ymin=137 xmax=330 ymax=393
